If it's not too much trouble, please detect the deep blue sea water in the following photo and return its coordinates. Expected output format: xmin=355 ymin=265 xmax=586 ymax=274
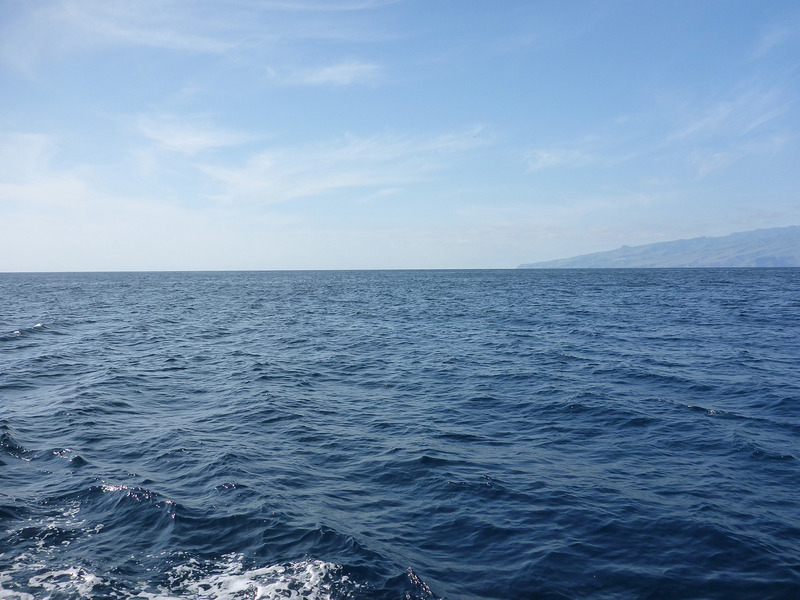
xmin=1 ymin=269 xmax=799 ymax=600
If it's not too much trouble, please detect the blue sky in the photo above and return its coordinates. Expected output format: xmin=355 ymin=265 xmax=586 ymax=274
xmin=1 ymin=0 xmax=799 ymax=270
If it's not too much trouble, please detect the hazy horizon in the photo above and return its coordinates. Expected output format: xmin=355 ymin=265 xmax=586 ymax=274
xmin=2 ymin=1 xmax=799 ymax=271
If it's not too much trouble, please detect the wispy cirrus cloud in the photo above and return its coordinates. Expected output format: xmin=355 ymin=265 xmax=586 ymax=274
xmin=0 ymin=0 xmax=396 ymax=72
xmin=137 ymin=115 xmax=258 ymax=155
xmin=0 ymin=132 xmax=91 ymax=209
xmin=751 ymin=12 xmax=800 ymax=59
xmin=667 ymin=87 xmax=790 ymax=142
xmin=198 ymin=126 xmax=488 ymax=204
xmin=0 ymin=0 xmax=232 ymax=72
xmin=246 ymin=0 xmax=400 ymax=11
xmin=522 ymin=125 xmax=649 ymax=174
xmin=529 ymin=79 xmax=797 ymax=181
xmin=60 ymin=1 xmax=234 ymax=54
xmin=525 ymin=148 xmax=596 ymax=172
xmin=688 ymin=134 xmax=792 ymax=178
xmin=285 ymin=61 xmax=382 ymax=85
xmin=688 ymin=150 xmax=739 ymax=179
xmin=661 ymin=82 xmax=795 ymax=178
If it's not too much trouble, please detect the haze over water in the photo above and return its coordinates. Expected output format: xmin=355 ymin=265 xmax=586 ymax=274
xmin=2 ymin=269 xmax=799 ymax=599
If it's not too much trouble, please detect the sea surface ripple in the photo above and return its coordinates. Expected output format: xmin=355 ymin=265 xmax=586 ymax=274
xmin=1 ymin=269 xmax=799 ymax=599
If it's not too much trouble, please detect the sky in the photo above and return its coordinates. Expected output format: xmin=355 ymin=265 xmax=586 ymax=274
xmin=1 ymin=0 xmax=799 ymax=271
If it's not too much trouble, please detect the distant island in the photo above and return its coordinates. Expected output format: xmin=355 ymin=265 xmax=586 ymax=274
xmin=519 ymin=226 xmax=800 ymax=268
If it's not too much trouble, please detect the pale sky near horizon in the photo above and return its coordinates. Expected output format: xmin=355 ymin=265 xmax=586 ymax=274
xmin=2 ymin=0 xmax=799 ymax=271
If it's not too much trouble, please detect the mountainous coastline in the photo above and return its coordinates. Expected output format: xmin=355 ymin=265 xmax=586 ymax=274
xmin=519 ymin=226 xmax=800 ymax=268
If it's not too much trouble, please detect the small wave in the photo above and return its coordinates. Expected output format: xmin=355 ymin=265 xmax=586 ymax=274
xmin=95 ymin=483 xmax=178 ymax=512
xmin=47 ymin=447 xmax=89 ymax=467
xmin=3 ymin=323 xmax=52 ymax=340
xmin=0 ymin=431 xmax=29 ymax=460
xmin=732 ymin=433 xmax=797 ymax=463
xmin=663 ymin=399 xmax=733 ymax=418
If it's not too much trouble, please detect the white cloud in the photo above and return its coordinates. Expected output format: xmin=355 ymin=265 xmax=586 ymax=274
xmin=752 ymin=16 xmax=800 ymax=59
xmin=689 ymin=150 xmax=738 ymax=179
xmin=61 ymin=1 xmax=234 ymax=53
xmin=137 ymin=115 xmax=257 ymax=155
xmin=0 ymin=1 xmax=231 ymax=72
xmin=658 ymin=83 xmax=796 ymax=178
xmin=249 ymin=0 xmax=400 ymax=12
xmin=688 ymin=134 xmax=792 ymax=178
xmin=0 ymin=133 xmax=91 ymax=209
xmin=0 ymin=133 xmax=53 ymax=180
xmin=0 ymin=0 xmax=395 ymax=72
xmin=287 ymin=61 xmax=381 ymax=85
xmin=198 ymin=127 xmax=488 ymax=204
xmin=525 ymin=149 xmax=595 ymax=171
xmin=668 ymin=87 xmax=789 ymax=142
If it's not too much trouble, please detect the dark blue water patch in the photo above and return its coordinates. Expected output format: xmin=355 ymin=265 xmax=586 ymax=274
xmin=1 ymin=269 xmax=799 ymax=599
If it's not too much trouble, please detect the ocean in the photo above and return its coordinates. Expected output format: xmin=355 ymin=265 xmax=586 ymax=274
xmin=1 ymin=269 xmax=799 ymax=600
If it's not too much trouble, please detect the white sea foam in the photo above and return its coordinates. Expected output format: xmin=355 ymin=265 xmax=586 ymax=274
xmin=28 ymin=567 xmax=102 ymax=597
xmin=0 ymin=560 xmax=99 ymax=600
xmin=145 ymin=555 xmax=358 ymax=600
xmin=0 ymin=573 xmax=35 ymax=600
xmin=0 ymin=553 xmax=358 ymax=600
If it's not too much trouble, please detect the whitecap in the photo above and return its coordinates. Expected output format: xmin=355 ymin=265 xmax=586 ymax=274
xmin=28 ymin=567 xmax=102 ymax=597
xmin=0 ymin=555 xmax=358 ymax=600
xmin=0 ymin=573 xmax=34 ymax=600
xmin=145 ymin=555 xmax=360 ymax=600
xmin=0 ymin=556 xmax=101 ymax=600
